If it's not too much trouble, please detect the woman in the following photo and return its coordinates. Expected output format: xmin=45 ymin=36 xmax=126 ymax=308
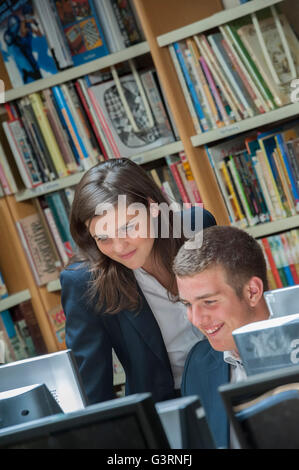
xmin=61 ymin=158 xmax=216 ymax=405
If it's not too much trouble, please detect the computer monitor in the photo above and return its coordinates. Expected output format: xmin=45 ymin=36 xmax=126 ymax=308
xmin=0 ymin=393 xmax=170 ymax=449
xmin=219 ymin=365 xmax=299 ymax=449
xmin=264 ymin=285 xmax=299 ymax=318
xmin=0 ymin=350 xmax=87 ymax=412
xmin=155 ymin=396 xmax=215 ymax=449
xmin=0 ymin=384 xmax=63 ymax=428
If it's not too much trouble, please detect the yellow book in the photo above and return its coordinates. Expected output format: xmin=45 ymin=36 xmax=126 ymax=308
xmin=29 ymin=93 xmax=68 ymax=178
xmin=218 ymin=160 xmax=246 ymax=225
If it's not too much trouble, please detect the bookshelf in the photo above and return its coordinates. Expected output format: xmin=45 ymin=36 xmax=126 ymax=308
xmin=15 ymin=140 xmax=184 ymax=202
xmin=191 ymin=103 xmax=299 ymax=147
xmin=157 ymin=0 xmax=284 ymax=47
xmin=0 ymin=290 xmax=31 ymax=313
xmin=0 ymin=0 xmax=299 ymax=360
xmin=4 ymin=42 xmax=151 ymax=103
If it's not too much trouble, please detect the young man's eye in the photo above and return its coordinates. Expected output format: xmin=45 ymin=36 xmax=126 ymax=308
xmin=204 ymin=300 xmax=216 ymax=306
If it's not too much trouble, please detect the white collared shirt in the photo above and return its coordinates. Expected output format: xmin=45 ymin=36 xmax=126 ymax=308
xmin=134 ymin=267 xmax=203 ymax=389
xmin=223 ymin=350 xmax=247 ymax=449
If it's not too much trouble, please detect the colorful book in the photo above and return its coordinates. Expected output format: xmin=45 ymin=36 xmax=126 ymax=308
xmin=53 ymin=0 xmax=109 ymax=66
xmin=173 ymin=41 xmax=208 ymax=132
xmin=0 ymin=0 xmax=58 ymax=88
xmin=16 ymin=212 xmax=60 ymax=286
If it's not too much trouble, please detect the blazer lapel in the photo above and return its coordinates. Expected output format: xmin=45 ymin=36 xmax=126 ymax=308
xmin=123 ymin=290 xmax=172 ymax=371
xmin=200 ymin=349 xmax=230 ymax=448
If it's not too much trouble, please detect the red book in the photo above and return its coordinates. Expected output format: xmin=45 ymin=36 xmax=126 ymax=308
xmin=280 ymin=234 xmax=299 ymax=284
xmin=168 ymin=161 xmax=191 ymax=204
xmin=75 ymin=79 xmax=109 ymax=160
xmin=261 ymin=238 xmax=283 ymax=288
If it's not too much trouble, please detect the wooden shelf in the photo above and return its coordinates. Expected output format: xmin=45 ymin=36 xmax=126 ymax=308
xmin=4 ymin=42 xmax=150 ymax=103
xmin=245 ymin=215 xmax=299 ymax=239
xmin=157 ymin=0 xmax=283 ymax=47
xmin=0 ymin=289 xmax=31 ymax=313
xmin=15 ymin=140 xmax=184 ymax=201
xmin=191 ymin=103 xmax=299 ymax=147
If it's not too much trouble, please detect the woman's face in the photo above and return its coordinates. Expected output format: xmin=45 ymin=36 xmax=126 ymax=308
xmin=88 ymin=204 xmax=156 ymax=271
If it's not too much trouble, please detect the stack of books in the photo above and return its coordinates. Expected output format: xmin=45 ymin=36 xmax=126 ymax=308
xmin=170 ymin=7 xmax=299 ymax=134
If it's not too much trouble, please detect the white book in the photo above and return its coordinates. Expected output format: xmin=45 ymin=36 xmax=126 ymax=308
xmin=2 ymin=122 xmax=32 ymax=189
xmin=94 ymin=0 xmax=126 ymax=52
xmin=0 ymin=140 xmax=18 ymax=194
xmin=33 ymin=0 xmax=73 ymax=69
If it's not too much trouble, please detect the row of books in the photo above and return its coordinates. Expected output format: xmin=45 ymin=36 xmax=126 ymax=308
xmin=0 ymin=271 xmax=47 ymax=363
xmin=1 ymin=66 xmax=177 ymax=191
xmin=259 ymin=229 xmax=299 ymax=291
xmin=0 ymin=0 xmax=143 ymax=89
xmin=206 ymin=121 xmax=299 ymax=227
xmin=170 ymin=6 xmax=299 ymax=134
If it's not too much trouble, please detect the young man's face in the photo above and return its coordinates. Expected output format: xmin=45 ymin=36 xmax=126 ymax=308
xmin=177 ymin=265 xmax=259 ymax=353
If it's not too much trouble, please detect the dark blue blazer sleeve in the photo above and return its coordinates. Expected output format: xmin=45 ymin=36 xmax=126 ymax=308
xmin=60 ymin=266 xmax=115 ymax=405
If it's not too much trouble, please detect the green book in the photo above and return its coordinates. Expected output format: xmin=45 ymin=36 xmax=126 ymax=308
xmin=268 ymin=236 xmax=288 ymax=287
xmin=224 ymin=16 xmax=277 ymax=111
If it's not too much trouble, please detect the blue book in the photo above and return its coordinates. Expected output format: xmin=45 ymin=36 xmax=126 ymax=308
xmin=45 ymin=192 xmax=76 ymax=253
xmin=52 ymin=85 xmax=89 ymax=166
xmin=173 ymin=41 xmax=208 ymax=132
xmin=276 ymin=133 xmax=299 ymax=205
xmin=52 ymin=0 xmax=109 ymax=66
xmin=0 ymin=0 xmax=58 ymax=88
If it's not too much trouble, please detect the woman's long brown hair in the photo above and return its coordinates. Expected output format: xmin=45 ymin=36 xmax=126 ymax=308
xmin=69 ymin=158 xmax=185 ymax=314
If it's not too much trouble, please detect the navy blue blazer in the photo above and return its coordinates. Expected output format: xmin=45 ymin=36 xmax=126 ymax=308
xmin=61 ymin=208 xmax=216 ymax=406
xmin=181 ymin=340 xmax=230 ymax=449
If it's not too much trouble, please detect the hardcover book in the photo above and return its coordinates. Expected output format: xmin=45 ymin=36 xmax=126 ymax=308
xmin=53 ymin=0 xmax=109 ymax=66
xmin=16 ymin=213 xmax=60 ymax=286
xmin=88 ymin=73 xmax=175 ymax=158
xmin=233 ymin=313 xmax=299 ymax=376
xmin=0 ymin=0 xmax=58 ymax=88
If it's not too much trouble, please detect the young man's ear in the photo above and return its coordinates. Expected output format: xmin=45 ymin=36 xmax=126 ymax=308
xmin=243 ymin=276 xmax=264 ymax=307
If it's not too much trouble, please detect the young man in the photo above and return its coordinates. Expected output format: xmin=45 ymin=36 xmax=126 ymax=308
xmin=173 ymin=225 xmax=270 ymax=448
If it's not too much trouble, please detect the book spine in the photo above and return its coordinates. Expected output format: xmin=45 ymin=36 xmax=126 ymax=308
xmin=2 ymin=121 xmax=41 ymax=189
xmin=261 ymin=237 xmax=283 ymax=288
xmin=165 ymin=157 xmax=191 ymax=204
xmin=87 ymin=88 xmax=121 ymax=158
xmin=75 ymin=79 xmax=109 ymax=160
xmin=45 ymin=193 xmax=75 ymax=255
xmin=29 ymin=93 xmax=68 ymax=178
xmin=268 ymin=236 xmax=288 ymax=287
xmin=173 ymin=41 xmax=208 ymax=132
xmin=179 ymin=151 xmax=202 ymax=203
xmin=225 ymin=24 xmax=275 ymax=110
xmin=220 ymin=37 xmax=265 ymax=114
xmin=227 ymin=156 xmax=256 ymax=226
xmin=219 ymin=160 xmax=246 ymax=225
xmin=276 ymin=135 xmax=299 ymax=208
xmin=168 ymin=44 xmax=202 ymax=134
xmin=186 ymin=37 xmax=222 ymax=129
xmin=280 ymin=233 xmax=299 ymax=284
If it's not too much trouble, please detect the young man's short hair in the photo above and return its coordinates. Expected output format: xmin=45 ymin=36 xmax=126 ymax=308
xmin=173 ymin=225 xmax=269 ymax=297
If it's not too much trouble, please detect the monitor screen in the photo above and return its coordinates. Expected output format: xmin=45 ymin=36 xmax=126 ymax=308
xmin=219 ymin=364 xmax=299 ymax=449
xmin=0 ymin=393 xmax=170 ymax=449
xmin=155 ymin=396 xmax=215 ymax=449
xmin=0 ymin=350 xmax=87 ymax=412
xmin=264 ymin=285 xmax=299 ymax=318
